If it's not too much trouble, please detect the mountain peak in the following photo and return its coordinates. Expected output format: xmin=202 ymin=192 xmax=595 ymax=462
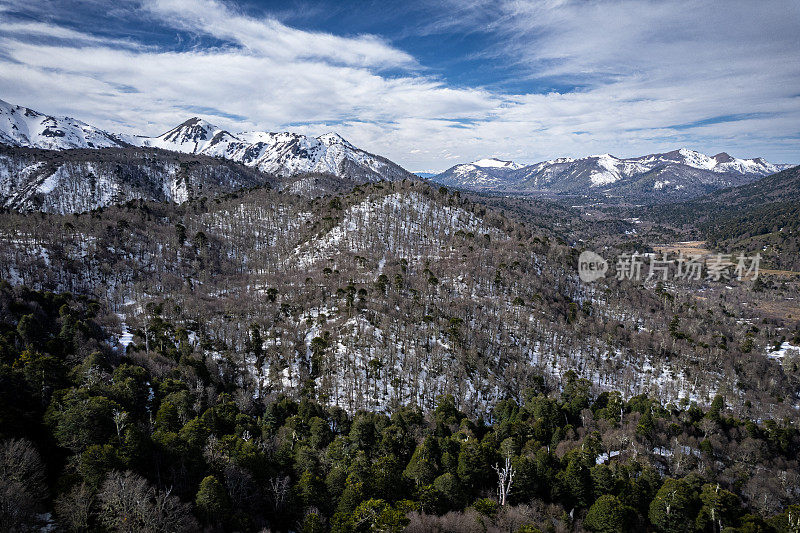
xmin=179 ymin=116 xmax=209 ymax=127
xmin=0 ymin=98 xmax=124 ymax=149
xmin=317 ymin=132 xmax=355 ymax=149
xmin=472 ymin=157 xmax=522 ymax=170
xmin=160 ymin=117 xmax=223 ymax=140
xmin=147 ymin=117 xmax=243 ymax=154
xmin=0 ymin=98 xmax=415 ymax=187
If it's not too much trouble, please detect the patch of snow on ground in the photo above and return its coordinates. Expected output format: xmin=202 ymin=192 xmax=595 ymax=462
xmin=767 ymin=342 xmax=800 ymax=365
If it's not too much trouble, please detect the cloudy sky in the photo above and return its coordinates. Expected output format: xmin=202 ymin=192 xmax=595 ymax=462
xmin=1 ymin=0 xmax=798 ymax=171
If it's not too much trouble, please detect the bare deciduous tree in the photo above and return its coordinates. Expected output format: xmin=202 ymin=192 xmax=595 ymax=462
xmin=98 ymin=470 xmax=197 ymax=533
xmin=493 ymin=456 xmax=516 ymax=506
xmin=55 ymin=483 xmax=94 ymax=532
xmin=268 ymin=475 xmax=291 ymax=512
xmin=0 ymin=438 xmax=47 ymax=531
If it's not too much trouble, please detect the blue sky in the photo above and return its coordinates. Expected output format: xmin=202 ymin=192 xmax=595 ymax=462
xmin=1 ymin=0 xmax=798 ymax=171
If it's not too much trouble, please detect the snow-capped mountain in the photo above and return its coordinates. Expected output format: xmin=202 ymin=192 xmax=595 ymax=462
xmin=434 ymin=148 xmax=791 ymax=202
xmin=435 ymin=157 xmax=524 ymax=189
xmin=0 ymin=99 xmax=414 ymax=183
xmin=0 ymin=99 xmax=126 ymax=150
xmin=131 ymin=117 xmax=239 ymax=155
xmin=129 ymin=118 xmax=413 ymax=182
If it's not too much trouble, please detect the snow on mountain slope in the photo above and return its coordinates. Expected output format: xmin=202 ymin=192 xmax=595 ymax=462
xmin=294 ymin=191 xmax=505 ymax=268
xmin=0 ymin=99 xmax=126 ymax=150
xmin=436 ymin=157 xmax=525 ymax=188
xmin=135 ymin=117 xmax=240 ymax=156
xmin=0 ymin=145 xmax=275 ymax=213
xmin=588 ymin=154 xmax=651 ymax=186
xmin=631 ymin=148 xmax=784 ymax=175
xmin=131 ymin=117 xmax=411 ymax=181
xmin=0 ymin=98 xmax=413 ymax=213
xmin=434 ymin=148 xmax=790 ymax=202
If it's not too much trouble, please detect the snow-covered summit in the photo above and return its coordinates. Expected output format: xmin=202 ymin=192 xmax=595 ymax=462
xmin=136 ymin=117 xmax=239 ymax=155
xmin=634 ymin=148 xmax=783 ymax=175
xmin=471 ymin=158 xmax=523 ymax=170
xmin=317 ymin=132 xmax=356 ymax=149
xmin=0 ymin=99 xmax=125 ymax=150
xmin=441 ymin=157 xmax=525 ymax=188
xmin=132 ymin=117 xmax=399 ymax=179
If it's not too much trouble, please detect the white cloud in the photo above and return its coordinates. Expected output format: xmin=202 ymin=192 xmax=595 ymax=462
xmin=145 ymin=0 xmax=417 ymax=69
xmin=0 ymin=0 xmax=798 ymax=171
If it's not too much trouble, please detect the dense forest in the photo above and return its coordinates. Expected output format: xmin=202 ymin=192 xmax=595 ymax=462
xmin=1 ymin=283 xmax=799 ymax=532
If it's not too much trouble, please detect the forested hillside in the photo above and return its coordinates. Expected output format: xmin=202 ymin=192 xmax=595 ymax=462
xmin=1 ymin=284 xmax=799 ymax=531
xmin=700 ymin=166 xmax=800 ymax=271
xmin=2 ymin=0 xmax=798 ymax=530
xmin=0 ymin=172 xmax=798 ymax=532
xmin=0 ymin=180 xmax=797 ymax=419
xmin=0 ymin=145 xmax=278 ymax=213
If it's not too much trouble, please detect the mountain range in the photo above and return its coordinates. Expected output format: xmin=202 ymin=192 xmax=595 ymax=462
xmin=0 ymin=98 xmax=795 ymax=211
xmin=0 ymin=99 xmax=413 ymax=178
xmin=0 ymin=98 xmax=125 ymax=150
xmin=433 ymin=151 xmax=793 ymax=202
xmin=2 ymin=96 xmax=800 ymax=529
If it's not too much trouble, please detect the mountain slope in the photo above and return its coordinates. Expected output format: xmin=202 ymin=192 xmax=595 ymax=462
xmin=132 ymin=117 xmax=240 ymax=155
xmin=0 ymin=179 xmax=795 ymax=418
xmin=434 ymin=157 xmax=524 ymax=189
xmin=0 ymin=99 xmax=127 ymax=150
xmin=0 ymin=145 xmax=276 ymax=213
xmin=699 ymin=163 xmax=800 ymax=207
xmin=640 ymin=165 xmax=800 ymax=270
xmin=694 ymin=165 xmax=800 ymax=269
xmin=434 ymin=148 xmax=791 ymax=203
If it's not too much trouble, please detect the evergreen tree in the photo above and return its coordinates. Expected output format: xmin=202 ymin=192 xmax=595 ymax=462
xmin=649 ymin=478 xmax=698 ymax=533
xmin=584 ymin=494 xmax=633 ymax=533
xmin=195 ymin=475 xmax=230 ymax=526
xmin=403 ymin=436 xmax=439 ymax=487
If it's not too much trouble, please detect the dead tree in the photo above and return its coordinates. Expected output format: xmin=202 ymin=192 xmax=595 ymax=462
xmin=493 ymin=456 xmax=515 ymax=506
